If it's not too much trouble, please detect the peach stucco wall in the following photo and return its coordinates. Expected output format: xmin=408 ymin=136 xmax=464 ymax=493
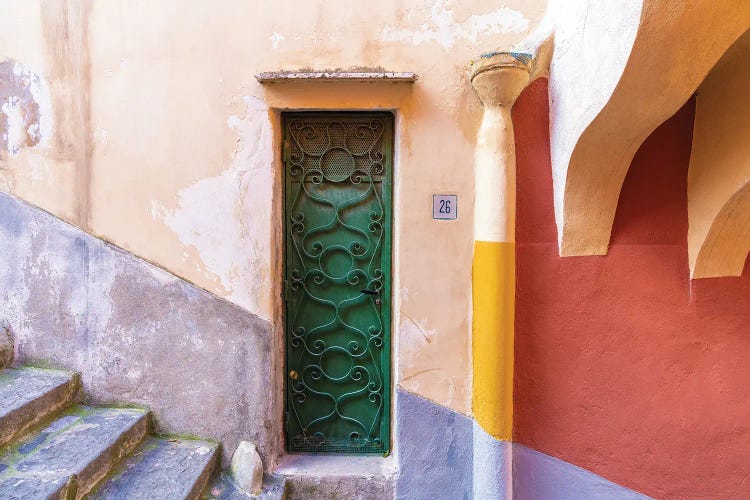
xmin=0 ymin=0 xmax=546 ymax=415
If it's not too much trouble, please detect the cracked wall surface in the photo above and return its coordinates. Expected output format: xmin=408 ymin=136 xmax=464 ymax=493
xmin=0 ymin=191 xmax=274 ymax=467
xmin=0 ymin=0 xmax=547 ymax=419
xmin=0 ymin=60 xmax=48 ymax=157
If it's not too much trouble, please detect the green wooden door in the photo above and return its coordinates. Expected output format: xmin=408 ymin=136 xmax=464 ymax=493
xmin=283 ymin=112 xmax=393 ymax=455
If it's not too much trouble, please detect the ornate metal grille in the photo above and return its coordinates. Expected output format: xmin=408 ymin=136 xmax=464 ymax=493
xmin=283 ymin=113 xmax=392 ymax=455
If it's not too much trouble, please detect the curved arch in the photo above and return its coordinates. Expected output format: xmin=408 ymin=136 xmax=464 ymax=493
xmin=693 ymin=181 xmax=750 ymax=278
xmin=688 ymin=27 xmax=750 ymax=278
xmin=551 ymin=1 xmax=750 ymax=255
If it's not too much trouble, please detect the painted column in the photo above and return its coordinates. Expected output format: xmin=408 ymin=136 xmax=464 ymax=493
xmin=469 ymin=52 xmax=531 ymax=441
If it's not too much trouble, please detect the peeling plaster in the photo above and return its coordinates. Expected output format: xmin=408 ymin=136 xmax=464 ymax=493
xmin=0 ymin=60 xmax=52 ymax=157
xmin=93 ymin=127 xmax=109 ymax=147
xmin=0 ymin=0 xmax=548 ymax=427
xmin=153 ymin=96 xmax=274 ymax=320
xmin=0 ymin=191 xmax=274 ymax=466
xmin=269 ymin=32 xmax=285 ymax=49
xmin=2 ymin=98 xmax=25 ymax=155
xmin=381 ymin=0 xmax=529 ymax=50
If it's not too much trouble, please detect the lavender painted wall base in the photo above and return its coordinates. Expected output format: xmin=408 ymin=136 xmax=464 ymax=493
xmin=473 ymin=422 xmax=511 ymax=499
xmin=395 ymin=389 xmax=513 ymax=500
xmin=513 ymin=445 xmax=653 ymax=500
xmin=394 ymin=388 xmax=651 ymax=500
xmin=396 ymin=388 xmax=474 ymax=500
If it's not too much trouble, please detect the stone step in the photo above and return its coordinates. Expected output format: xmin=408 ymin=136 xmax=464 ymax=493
xmin=0 ymin=406 xmax=150 ymax=499
xmin=91 ymin=437 xmax=219 ymax=500
xmin=0 ymin=367 xmax=80 ymax=447
xmin=206 ymin=473 xmax=287 ymax=500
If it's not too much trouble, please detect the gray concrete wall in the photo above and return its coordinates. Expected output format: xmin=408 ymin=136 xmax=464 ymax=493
xmin=0 ymin=191 xmax=275 ymax=466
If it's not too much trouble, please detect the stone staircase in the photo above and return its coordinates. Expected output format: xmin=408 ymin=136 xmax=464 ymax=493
xmin=0 ymin=366 xmax=219 ymax=499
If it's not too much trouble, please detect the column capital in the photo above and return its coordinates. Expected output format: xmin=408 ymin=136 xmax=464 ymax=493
xmin=470 ymin=52 xmax=532 ymax=108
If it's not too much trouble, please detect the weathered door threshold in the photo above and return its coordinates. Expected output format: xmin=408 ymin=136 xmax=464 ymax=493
xmin=274 ymin=454 xmax=396 ymax=499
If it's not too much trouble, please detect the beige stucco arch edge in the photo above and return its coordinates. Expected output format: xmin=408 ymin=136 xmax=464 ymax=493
xmin=515 ymin=1 xmax=750 ymax=257
xmin=692 ymin=180 xmax=750 ymax=278
xmin=689 ymin=27 xmax=750 ymax=278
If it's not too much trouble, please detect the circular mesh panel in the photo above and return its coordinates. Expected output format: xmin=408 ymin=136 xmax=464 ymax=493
xmin=288 ymin=117 xmax=386 ymax=180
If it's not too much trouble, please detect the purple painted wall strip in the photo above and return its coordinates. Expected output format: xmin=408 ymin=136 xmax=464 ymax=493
xmin=513 ymin=445 xmax=653 ymax=500
xmin=393 ymin=388 xmax=650 ymax=499
xmin=473 ymin=422 xmax=511 ymax=499
xmin=395 ymin=388 xmax=475 ymax=500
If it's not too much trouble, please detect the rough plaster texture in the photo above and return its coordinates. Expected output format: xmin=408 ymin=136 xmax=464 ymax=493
xmin=688 ymin=28 xmax=750 ymax=278
xmin=513 ymin=445 xmax=652 ymax=500
xmin=0 ymin=327 xmax=12 ymax=368
xmin=0 ymin=1 xmax=92 ymax=225
xmin=0 ymin=191 xmax=274 ymax=467
xmin=0 ymin=0 xmax=548 ymax=415
xmin=514 ymin=79 xmax=750 ymax=499
xmin=526 ymin=0 xmax=643 ymax=254
xmin=538 ymin=0 xmax=750 ymax=256
xmin=395 ymin=388 xmax=512 ymax=500
xmin=148 ymin=96 xmax=276 ymax=322
xmin=0 ymin=60 xmax=49 ymax=157
xmin=396 ymin=389 xmax=473 ymax=499
xmin=472 ymin=422 xmax=511 ymax=499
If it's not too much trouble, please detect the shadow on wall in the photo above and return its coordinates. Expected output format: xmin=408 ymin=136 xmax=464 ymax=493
xmin=513 ymin=78 xmax=750 ymax=500
xmin=0 ymin=191 xmax=274 ymax=467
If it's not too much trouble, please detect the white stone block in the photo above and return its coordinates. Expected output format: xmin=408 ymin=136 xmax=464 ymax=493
xmin=231 ymin=441 xmax=264 ymax=495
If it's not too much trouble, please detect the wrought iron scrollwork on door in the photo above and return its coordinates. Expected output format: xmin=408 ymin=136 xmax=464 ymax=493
xmin=283 ymin=113 xmax=392 ymax=454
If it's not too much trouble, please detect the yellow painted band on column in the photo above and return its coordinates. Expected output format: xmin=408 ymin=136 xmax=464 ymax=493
xmin=472 ymin=240 xmax=514 ymax=441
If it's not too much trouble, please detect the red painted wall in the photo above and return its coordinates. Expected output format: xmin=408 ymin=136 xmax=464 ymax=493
xmin=513 ymin=78 xmax=750 ymax=500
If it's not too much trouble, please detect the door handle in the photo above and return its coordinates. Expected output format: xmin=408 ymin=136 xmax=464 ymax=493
xmin=360 ymin=289 xmax=382 ymax=305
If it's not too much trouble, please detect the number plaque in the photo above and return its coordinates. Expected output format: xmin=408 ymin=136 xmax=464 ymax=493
xmin=433 ymin=194 xmax=457 ymax=220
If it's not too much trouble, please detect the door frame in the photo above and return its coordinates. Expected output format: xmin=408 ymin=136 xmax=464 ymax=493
xmin=280 ymin=110 xmax=395 ymax=455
